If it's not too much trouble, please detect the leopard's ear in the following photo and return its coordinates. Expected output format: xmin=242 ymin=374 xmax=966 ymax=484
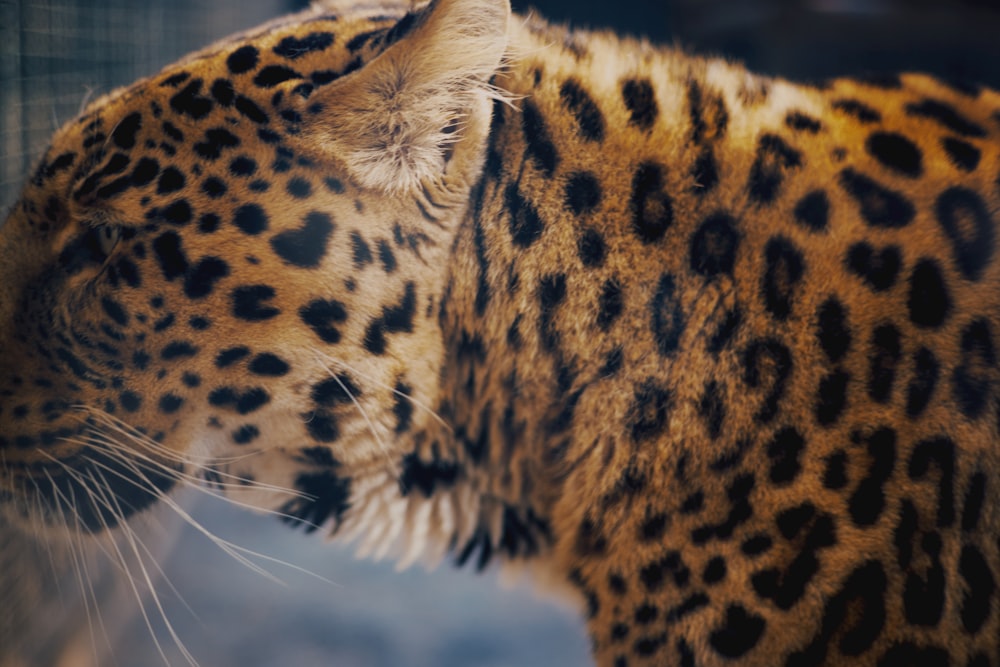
xmin=308 ymin=0 xmax=509 ymax=195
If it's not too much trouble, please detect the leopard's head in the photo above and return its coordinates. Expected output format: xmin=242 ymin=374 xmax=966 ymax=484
xmin=0 ymin=0 xmax=509 ymax=537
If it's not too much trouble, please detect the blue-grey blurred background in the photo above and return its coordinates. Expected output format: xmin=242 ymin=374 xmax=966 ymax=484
xmin=1 ymin=1 xmax=999 ymax=665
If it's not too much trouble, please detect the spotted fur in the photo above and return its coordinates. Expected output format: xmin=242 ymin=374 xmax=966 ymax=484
xmin=2 ymin=0 xmax=1000 ymax=665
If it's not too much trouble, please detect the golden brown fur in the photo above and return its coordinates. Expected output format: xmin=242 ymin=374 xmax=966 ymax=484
xmin=2 ymin=0 xmax=999 ymax=664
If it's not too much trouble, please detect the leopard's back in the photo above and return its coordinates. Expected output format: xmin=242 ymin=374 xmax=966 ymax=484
xmin=436 ymin=21 xmax=1000 ymax=665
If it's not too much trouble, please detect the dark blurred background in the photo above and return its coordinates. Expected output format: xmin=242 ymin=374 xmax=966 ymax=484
xmin=552 ymin=0 xmax=1000 ymax=88
xmin=1 ymin=1 xmax=999 ymax=665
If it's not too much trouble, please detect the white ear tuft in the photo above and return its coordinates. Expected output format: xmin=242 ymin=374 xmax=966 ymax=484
xmin=310 ymin=0 xmax=409 ymax=18
xmin=316 ymin=0 xmax=510 ymax=194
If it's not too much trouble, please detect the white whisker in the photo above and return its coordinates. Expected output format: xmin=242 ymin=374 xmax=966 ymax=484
xmin=67 ymin=489 xmax=117 ymax=667
xmin=24 ymin=472 xmax=67 ymax=594
xmin=312 ymin=354 xmax=394 ymax=466
xmin=80 ymin=468 xmax=177 ymax=667
xmin=65 ymin=432 xmax=318 ymax=529
xmin=77 ymin=446 xmax=338 ymax=589
xmin=312 ymin=349 xmax=451 ymax=431
xmin=39 ymin=470 xmax=112 ymax=667
xmin=73 ymin=407 xmax=259 ymax=465
xmin=90 ymin=468 xmax=202 ymax=667
xmin=41 ymin=454 xmax=188 ymax=667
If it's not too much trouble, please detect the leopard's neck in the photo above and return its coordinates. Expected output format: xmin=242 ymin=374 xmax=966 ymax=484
xmin=381 ymin=24 xmax=703 ymax=569
xmin=334 ymin=18 xmax=813 ymax=571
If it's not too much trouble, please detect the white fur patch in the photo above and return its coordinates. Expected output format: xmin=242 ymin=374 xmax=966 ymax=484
xmin=317 ymin=0 xmax=511 ymax=193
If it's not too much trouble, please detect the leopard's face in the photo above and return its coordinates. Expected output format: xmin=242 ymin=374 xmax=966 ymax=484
xmin=0 ymin=0 xmax=509 ymax=535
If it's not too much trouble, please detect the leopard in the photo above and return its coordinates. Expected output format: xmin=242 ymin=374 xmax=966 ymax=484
xmin=2 ymin=0 xmax=999 ymax=664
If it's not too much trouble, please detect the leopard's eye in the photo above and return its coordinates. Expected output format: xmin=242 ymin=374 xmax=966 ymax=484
xmin=57 ymin=224 xmax=122 ymax=275
xmin=96 ymin=224 xmax=121 ymax=258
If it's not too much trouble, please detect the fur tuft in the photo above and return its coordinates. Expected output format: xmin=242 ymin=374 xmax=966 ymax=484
xmin=317 ymin=0 xmax=510 ymax=193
